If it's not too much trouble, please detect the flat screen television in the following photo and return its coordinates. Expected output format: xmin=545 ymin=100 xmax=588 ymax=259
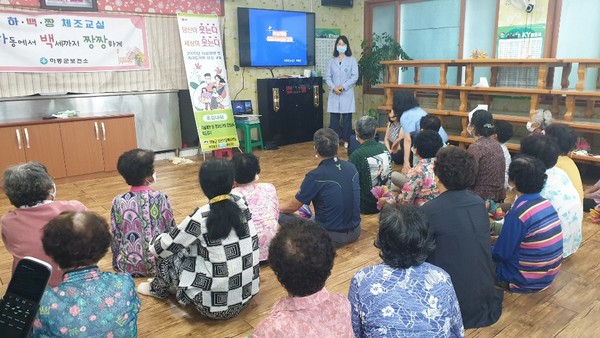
xmin=237 ymin=7 xmax=315 ymax=67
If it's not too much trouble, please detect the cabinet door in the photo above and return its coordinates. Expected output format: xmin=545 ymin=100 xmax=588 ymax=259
xmin=22 ymin=124 xmax=67 ymax=179
xmin=0 ymin=126 xmax=27 ymax=176
xmin=60 ymin=120 xmax=105 ymax=176
xmin=258 ymin=78 xmax=323 ymax=146
xmin=100 ymin=117 xmax=137 ymax=172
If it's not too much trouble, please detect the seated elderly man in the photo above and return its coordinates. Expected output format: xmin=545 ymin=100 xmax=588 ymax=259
xmin=253 ymin=218 xmax=353 ymax=337
xmin=280 ymin=128 xmax=361 ymax=247
xmin=349 ymin=116 xmax=392 ymax=214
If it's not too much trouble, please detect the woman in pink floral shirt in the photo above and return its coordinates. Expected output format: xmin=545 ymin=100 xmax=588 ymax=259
xmin=397 ymin=130 xmax=443 ymax=206
xmin=232 ymin=153 xmax=279 ymax=262
xmin=253 ymin=219 xmax=352 ymax=337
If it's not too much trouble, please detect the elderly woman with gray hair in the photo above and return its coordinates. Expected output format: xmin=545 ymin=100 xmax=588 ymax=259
xmin=1 ymin=162 xmax=87 ymax=286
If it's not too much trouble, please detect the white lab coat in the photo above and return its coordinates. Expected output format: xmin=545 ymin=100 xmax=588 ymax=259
xmin=325 ymin=55 xmax=359 ymax=114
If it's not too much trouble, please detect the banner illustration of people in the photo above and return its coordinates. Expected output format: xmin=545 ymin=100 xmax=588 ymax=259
xmin=177 ymin=13 xmax=238 ymax=151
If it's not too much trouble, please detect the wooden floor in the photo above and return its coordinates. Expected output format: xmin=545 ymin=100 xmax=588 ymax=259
xmin=1 ymin=142 xmax=599 ymax=337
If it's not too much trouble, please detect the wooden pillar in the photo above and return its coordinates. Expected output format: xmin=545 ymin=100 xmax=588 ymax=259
xmin=576 ymin=64 xmax=587 ymax=90
xmin=564 ymin=96 xmax=575 ymax=121
xmin=561 ymin=63 xmax=572 ymax=89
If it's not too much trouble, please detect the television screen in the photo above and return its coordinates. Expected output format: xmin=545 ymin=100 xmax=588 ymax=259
xmin=238 ymin=8 xmax=315 ymax=67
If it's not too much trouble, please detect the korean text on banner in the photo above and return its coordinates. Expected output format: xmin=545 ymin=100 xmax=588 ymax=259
xmin=0 ymin=10 xmax=150 ymax=72
xmin=177 ymin=13 xmax=238 ymax=151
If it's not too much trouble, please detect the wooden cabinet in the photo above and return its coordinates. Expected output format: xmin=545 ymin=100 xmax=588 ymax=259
xmin=61 ymin=116 xmax=137 ymax=176
xmin=257 ymin=77 xmax=323 ymax=146
xmin=0 ymin=124 xmax=66 ymax=180
xmin=100 ymin=117 xmax=137 ymax=172
xmin=0 ymin=114 xmax=136 ymax=182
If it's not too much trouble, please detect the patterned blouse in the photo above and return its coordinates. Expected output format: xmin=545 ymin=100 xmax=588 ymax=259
xmin=468 ymin=137 xmax=506 ymax=202
xmin=110 ymin=186 xmax=176 ymax=277
xmin=253 ymin=288 xmax=353 ymax=337
xmin=149 ymin=193 xmax=260 ymax=314
xmin=387 ymin=121 xmax=402 ymax=144
xmin=398 ymin=157 xmax=439 ymax=206
xmin=232 ymin=183 xmax=279 ymax=262
xmin=541 ymin=167 xmax=583 ymax=258
xmin=33 ymin=266 xmax=141 ymax=337
xmin=349 ymin=263 xmax=464 ymax=337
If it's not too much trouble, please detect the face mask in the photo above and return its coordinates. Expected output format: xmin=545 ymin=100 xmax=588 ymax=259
xmin=49 ymin=182 xmax=56 ymax=200
xmin=147 ymin=172 xmax=157 ymax=185
xmin=526 ymin=121 xmax=535 ymax=132
xmin=337 ymin=46 xmax=347 ymax=54
xmin=467 ymin=126 xmax=474 ymax=137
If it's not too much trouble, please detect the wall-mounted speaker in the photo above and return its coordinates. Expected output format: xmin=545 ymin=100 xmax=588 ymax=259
xmin=322 ymin=0 xmax=353 ymax=8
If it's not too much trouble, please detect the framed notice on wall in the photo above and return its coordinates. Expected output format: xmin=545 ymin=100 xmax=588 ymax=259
xmin=41 ymin=0 xmax=98 ymax=12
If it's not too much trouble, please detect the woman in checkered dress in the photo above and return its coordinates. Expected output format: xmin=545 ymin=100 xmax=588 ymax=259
xmin=137 ymin=159 xmax=260 ymax=319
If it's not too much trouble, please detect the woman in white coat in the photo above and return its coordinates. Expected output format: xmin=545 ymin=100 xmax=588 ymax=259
xmin=325 ymin=35 xmax=359 ymax=147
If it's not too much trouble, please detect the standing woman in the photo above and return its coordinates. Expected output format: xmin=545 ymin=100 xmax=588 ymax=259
xmin=326 ymin=35 xmax=359 ymax=147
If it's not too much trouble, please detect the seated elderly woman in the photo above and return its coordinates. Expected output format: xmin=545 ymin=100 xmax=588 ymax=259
xmin=421 ymin=146 xmax=503 ymax=329
xmin=138 ymin=158 xmax=260 ymax=320
xmin=493 ymin=156 xmax=563 ymax=292
xmin=467 ymin=109 xmax=506 ymax=203
xmin=232 ymin=153 xmax=279 ymax=263
xmin=527 ymin=108 xmax=553 ymax=135
xmin=253 ymin=218 xmax=352 ymax=337
xmin=1 ymin=162 xmax=87 ymax=287
xmin=395 ymin=130 xmax=443 ymax=206
xmin=280 ymin=128 xmax=361 ymax=247
xmin=111 ymin=148 xmax=176 ymax=277
xmin=520 ymin=134 xmax=582 ymax=258
xmin=349 ymin=205 xmax=464 ymax=337
xmin=33 ymin=211 xmax=141 ymax=336
xmin=545 ymin=124 xmax=584 ymax=204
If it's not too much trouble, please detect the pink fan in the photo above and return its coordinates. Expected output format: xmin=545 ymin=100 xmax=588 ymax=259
xmin=371 ymin=186 xmax=395 ymax=211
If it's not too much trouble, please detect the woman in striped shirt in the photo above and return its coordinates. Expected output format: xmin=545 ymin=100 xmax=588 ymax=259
xmin=492 ymin=156 xmax=563 ymax=293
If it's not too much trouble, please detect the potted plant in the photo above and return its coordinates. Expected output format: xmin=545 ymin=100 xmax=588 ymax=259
xmin=358 ymin=33 xmax=410 ymax=128
xmin=357 ymin=32 xmax=411 ymax=86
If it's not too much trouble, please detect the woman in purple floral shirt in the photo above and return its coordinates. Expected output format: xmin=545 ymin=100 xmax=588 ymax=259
xmin=111 ymin=149 xmax=175 ymax=277
xmin=33 ymin=211 xmax=141 ymax=337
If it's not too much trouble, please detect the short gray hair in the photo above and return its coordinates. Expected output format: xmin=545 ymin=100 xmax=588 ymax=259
xmin=314 ymin=128 xmax=339 ymax=157
xmin=3 ymin=162 xmax=53 ymax=207
xmin=533 ymin=109 xmax=553 ymax=130
xmin=355 ymin=116 xmax=377 ymax=140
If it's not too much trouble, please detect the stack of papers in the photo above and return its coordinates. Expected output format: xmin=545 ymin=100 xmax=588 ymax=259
xmin=234 ymin=115 xmax=260 ymax=124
